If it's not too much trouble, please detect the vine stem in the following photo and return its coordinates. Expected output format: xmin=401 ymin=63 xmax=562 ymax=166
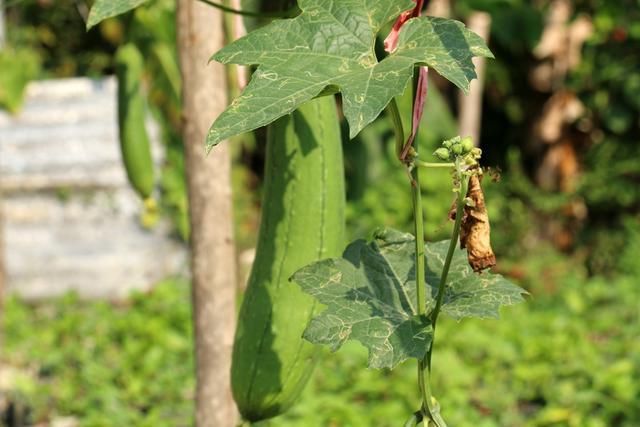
xmin=387 ymin=97 xmax=445 ymax=427
xmin=403 ymin=410 xmax=423 ymax=427
xmin=427 ymin=160 xmax=469 ymax=371
xmin=387 ymin=98 xmax=405 ymax=158
xmin=431 ymin=162 xmax=468 ymax=328
xmin=196 ymin=0 xmax=297 ymax=18
xmin=411 ymin=156 xmax=432 ymax=420
xmin=415 ymin=161 xmax=455 ymax=169
xmin=413 ymin=169 xmax=468 ymax=427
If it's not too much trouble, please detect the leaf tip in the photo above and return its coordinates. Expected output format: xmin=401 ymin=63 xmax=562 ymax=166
xmin=348 ymin=126 xmax=362 ymax=140
xmin=85 ymin=14 xmax=98 ymax=31
xmin=205 ymin=130 xmax=222 ymax=151
xmin=209 ymin=51 xmax=223 ymax=65
xmin=289 ymin=269 xmax=303 ymax=284
xmin=475 ymin=46 xmax=495 ymax=60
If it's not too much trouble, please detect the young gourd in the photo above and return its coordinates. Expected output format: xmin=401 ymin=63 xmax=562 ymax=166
xmin=115 ymin=43 xmax=155 ymax=200
xmin=231 ymin=96 xmax=345 ymax=421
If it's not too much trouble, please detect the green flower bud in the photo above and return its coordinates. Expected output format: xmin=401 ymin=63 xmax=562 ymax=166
xmin=461 ymin=137 xmax=474 ymax=153
xmin=434 ymin=147 xmax=451 ymax=161
xmin=442 ymin=136 xmax=459 ymax=149
xmin=452 ymin=144 xmax=464 ymax=155
xmin=464 ymin=157 xmax=477 ymax=166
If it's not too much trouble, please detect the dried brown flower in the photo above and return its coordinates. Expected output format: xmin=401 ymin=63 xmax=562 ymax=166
xmin=449 ymin=174 xmax=496 ymax=272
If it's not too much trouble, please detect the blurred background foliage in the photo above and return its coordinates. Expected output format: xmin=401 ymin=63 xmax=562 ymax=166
xmin=1 ymin=0 xmax=639 ymax=426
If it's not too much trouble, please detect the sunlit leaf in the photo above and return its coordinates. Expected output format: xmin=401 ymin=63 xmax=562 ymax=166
xmin=87 ymin=0 xmax=150 ymax=30
xmin=208 ymin=0 xmax=493 ymax=146
xmin=292 ymin=228 xmax=526 ymax=369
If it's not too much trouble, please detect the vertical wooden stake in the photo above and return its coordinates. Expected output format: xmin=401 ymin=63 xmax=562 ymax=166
xmin=0 ymin=0 xmax=5 ymax=49
xmin=458 ymin=12 xmax=491 ymax=145
xmin=177 ymin=1 xmax=238 ymax=426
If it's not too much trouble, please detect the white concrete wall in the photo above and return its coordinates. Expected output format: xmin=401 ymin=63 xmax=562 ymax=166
xmin=0 ymin=77 xmax=187 ymax=299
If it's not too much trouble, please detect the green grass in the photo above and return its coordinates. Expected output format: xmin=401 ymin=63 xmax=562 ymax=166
xmin=279 ymin=274 xmax=639 ymax=427
xmin=2 ymin=268 xmax=638 ymax=427
xmin=2 ymin=280 xmax=194 ymax=426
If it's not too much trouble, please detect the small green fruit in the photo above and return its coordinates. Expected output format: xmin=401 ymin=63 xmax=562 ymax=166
xmin=232 ymin=96 xmax=345 ymax=422
xmin=434 ymin=147 xmax=451 ymax=161
xmin=442 ymin=136 xmax=459 ymax=149
xmin=461 ymin=137 xmax=474 ymax=153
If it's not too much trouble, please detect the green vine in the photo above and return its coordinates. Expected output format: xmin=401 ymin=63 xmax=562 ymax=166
xmin=196 ymin=0 xmax=297 ymax=18
xmin=396 ymin=87 xmax=487 ymax=425
xmin=83 ymin=0 xmax=527 ymax=425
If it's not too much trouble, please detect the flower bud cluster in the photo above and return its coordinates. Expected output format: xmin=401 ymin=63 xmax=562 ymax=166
xmin=433 ymin=136 xmax=481 ymax=166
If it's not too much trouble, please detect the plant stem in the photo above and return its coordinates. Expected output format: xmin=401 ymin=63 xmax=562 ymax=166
xmin=411 ymin=167 xmax=427 ymax=318
xmin=387 ymin=98 xmax=405 ymax=158
xmin=387 ymin=97 xmax=439 ymax=425
xmin=411 ymin=163 xmax=432 ymax=419
xmin=403 ymin=410 xmax=423 ymax=427
xmin=426 ymin=161 xmax=469 ymax=373
xmin=196 ymin=0 xmax=296 ymax=18
xmin=430 ymin=163 xmax=468 ymax=330
xmin=407 ymin=115 xmax=446 ymax=427
xmin=415 ymin=161 xmax=455 ymax=169
xmin=418 ymin=162 xmax=468 ymax=427
xmin=386 ymin=99 xmax=425 ymax=320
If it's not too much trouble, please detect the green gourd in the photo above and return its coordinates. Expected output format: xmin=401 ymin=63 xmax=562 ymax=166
xmin=232 ymin=96 xmax=345 ymax=421
xmin=115 ymin=43 xmax=154 ymax=199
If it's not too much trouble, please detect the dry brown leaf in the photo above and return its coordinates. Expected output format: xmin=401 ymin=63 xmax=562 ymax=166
xmin=450 ymin=175 xmax=496 ymax=272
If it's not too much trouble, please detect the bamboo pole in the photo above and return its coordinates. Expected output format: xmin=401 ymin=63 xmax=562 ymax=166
xmin=177 ymin=1 xmax=238 ymax=425
xmin=458 ymin=12 xmax=491 ymax=146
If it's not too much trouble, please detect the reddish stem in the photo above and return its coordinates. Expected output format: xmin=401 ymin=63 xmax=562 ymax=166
xmin=383 ymin=0 xmax=425 ymax=52
xmin=400 ymin=66 xmax=428 ymax=162
xmin=386 ymin=0 xmax=429 ymax=164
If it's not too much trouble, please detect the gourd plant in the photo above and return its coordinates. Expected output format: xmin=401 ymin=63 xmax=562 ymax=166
xmin=206 ymin=1 xmax=527 ymax=425
xmin=88 ymin=0 xmax=527 ymax=425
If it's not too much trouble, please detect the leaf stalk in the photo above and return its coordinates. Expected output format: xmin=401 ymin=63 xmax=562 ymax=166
xmin=389 ymin=96 xmax=448 ymax=426
xmin=425 ymin=160 xmax=469 ymax=405
xmin=196 ymin=0 xmax=296 ymax=18
xmin=388 ymin=96 xmax=438 ymax=425
xmin=415 ymin=161 xmax=455 ymax=169
xmin=387 ymin=98 xmax=405 ymax=158
xmin=430 ymin=160 xmax=469 ymax=331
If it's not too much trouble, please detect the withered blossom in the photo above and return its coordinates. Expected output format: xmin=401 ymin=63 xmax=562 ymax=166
xmin=449 ymin=174 xmax=496 ymax=272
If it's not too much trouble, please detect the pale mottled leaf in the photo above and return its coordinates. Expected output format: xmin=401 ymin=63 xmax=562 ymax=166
xmin=207 ymin=0 xmax=493 ymax=146
xmin=292 ymin=228 xmax=526 ymax=369
xmin=87 ymin=0 xmax=150 ymax=30
xmin=291 ymin=230 xmax=433 ymax=370
xmin=423 ymin=240 xmax=527 ymax=319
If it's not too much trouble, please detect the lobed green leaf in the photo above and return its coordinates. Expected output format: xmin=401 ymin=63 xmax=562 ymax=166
xmin=86 ymin=0 xmax=151 ymax=30
xmin=422 ymin=240 xmax=527 ymax=319
xmin=208 ymin=0 xmax=493 ymax=147
xmin=292 ymin=233 xmax=433 ymax=370
xmin=292 ymin=228 xmax=526 ymax=369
